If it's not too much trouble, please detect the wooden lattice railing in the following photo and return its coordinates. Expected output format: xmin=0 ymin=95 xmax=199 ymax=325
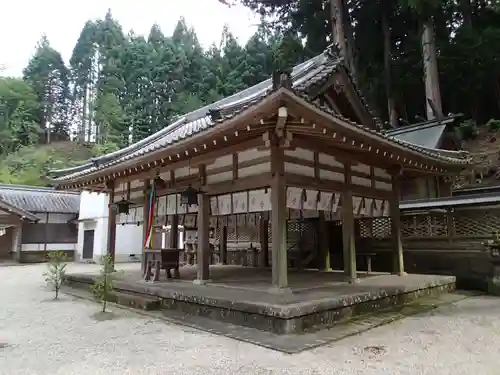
xmin=358 ymin=208 xmax=500 ymax=242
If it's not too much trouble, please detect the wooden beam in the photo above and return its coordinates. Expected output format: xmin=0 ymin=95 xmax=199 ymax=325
xmin=232 ymin=153 xmax=238 ymax=180
xmin=285 ymin=173 xmax=390 ymax=200
xmin=113 ymin=137 xmax=264 ymax=184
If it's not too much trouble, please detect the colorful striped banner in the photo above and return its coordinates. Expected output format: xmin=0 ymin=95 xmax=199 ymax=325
xmin=143 ymin=181 xmax=156 ymax=248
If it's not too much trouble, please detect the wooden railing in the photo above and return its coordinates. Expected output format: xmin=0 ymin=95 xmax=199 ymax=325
xmin=357 ymin=208 xmax=500 ymax=252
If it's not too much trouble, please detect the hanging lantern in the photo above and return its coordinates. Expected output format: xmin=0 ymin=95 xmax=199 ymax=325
xmin=180 ymin=186 xmax=198 ymax=206
xmin=154 ymin=175 xmax=167 ymax=189
xmin=116 ymin=198 xmax=132 ymax=215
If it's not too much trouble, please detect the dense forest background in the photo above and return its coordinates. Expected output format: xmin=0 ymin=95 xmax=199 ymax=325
xmin=1 ymin=0 xmax=500 ymax=185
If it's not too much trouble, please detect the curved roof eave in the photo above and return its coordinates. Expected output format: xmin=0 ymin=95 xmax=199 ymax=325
xmin=0 ymin=198 xmax=39 ymax=222
xmin=54 ymin=88 xmax=471 ymax=186
xmin=282 ymin=90 xmax=471 ymax=168
xmin=51 ymin=53 xmax=330 ymax=177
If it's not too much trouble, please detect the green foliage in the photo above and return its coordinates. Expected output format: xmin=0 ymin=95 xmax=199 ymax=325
xmin=458 ymin=119 xmax=478 ymax=140
xmin=0 ymin=141 xmax=95 ymax=185
xmin=90 ymin=254 xmax=115 ymax=313
xmin=487 ymin=118 xmax=500 ymax=132
xmin=5 ymin=3 xmax=500 ymax=187
xmin=22 ymin=35 xmax=71 ymax=139
xmin=0 ymin=77 xmax=41 ymax=154
xmin=43 ymin=251 xmax=68 ymax=300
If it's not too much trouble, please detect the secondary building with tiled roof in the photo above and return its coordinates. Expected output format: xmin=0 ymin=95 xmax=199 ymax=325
xmin=49 ymin=45 xmax=471 ymax=289
xmin=0 ymin=184 xmax=79 ymax=263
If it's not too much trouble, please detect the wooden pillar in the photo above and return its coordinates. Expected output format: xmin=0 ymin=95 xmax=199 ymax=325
xmin=389 ymin=175 xmax=405 ymax=276
xmin=142 ymin=179 xmax=151 ymax=273
xmin=342 ymin=163 xmax=357 ymax=282
xmin=169 ymin=214 xmax=179 ymax=248
xmin=194 ymin=193 xmax=210 ymax=283
xmin=319 ymin=212 xmax=332 ymax=271
xmin=271 ymin=144 xmax=288 ymax=290
xmin=106 ymin=180 xmax=117 ymax=264
xmin=259 ymin=218 xmax=269 ymax=267
xmin=220 ymin=226 xmax=228 ymax=265
xmin=12 ymin=225 xmax=22 ymax=263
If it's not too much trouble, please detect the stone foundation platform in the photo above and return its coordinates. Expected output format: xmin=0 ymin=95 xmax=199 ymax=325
xmin=65 ymin=265 xmax=456 ymax=335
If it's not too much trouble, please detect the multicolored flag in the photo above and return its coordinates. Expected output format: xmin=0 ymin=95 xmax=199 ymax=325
xmin=143 ymin=181 xmax=156 ymax=248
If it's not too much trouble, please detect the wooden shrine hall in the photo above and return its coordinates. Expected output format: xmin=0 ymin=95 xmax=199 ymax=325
xmin=51 ymin=46 xmax=471 ymax=293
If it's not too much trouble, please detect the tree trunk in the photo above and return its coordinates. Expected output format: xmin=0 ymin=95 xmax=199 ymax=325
xmin=330 ymin=0 xmax=356 ymax=79
xmin=421 ymin=19 xmax=443 ymax=120
xmin=382 ymin=12 xmax=398 ymax=127
xmin=461 ymin=0 xmax=472 ymax=28
xmin=341 ymin=0 xmax=357 ymax=80
xmin=81 ymin=86 xmax=87 ymax=142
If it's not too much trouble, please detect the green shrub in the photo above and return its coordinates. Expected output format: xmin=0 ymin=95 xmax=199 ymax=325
xmin=458 ymin=119 xmax=478 ymax=140
xmin=487 ymin=118 xmax=500 ymax=132
xmin=43 ymin=251 xmax=68 ymax=300
xmin=90 ymin=254 xmax=115 ymax=313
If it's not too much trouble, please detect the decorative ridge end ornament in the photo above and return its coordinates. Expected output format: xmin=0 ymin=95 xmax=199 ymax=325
xmin=325 ymin=43 xmax=342 ymax=60
xmin=272 ymin=70 xmax=292 ymax=91
xmin=208 ymin=108 xmax=222 ymax=121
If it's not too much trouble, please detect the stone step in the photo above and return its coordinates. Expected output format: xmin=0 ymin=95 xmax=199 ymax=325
xmin=62 ymin=285 xmax=161 ymax=311
xmin=109 ymin=290 xmax=161 ymax=311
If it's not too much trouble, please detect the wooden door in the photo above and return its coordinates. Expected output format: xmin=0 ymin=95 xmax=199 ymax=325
xmin=82 ymin=230 xmax=94 ymax=260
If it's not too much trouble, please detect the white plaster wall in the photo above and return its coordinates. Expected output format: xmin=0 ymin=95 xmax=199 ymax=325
xmin=76 ymin=191 xmax=143 ymax=263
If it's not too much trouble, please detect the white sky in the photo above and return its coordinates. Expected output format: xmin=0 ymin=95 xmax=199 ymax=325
xmin=0 ymin=0 xmax=259 ymax=77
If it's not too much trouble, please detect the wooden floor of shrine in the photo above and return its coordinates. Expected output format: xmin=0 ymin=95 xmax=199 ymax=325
xmin=66 ymin=264 xmax=456 ymax=335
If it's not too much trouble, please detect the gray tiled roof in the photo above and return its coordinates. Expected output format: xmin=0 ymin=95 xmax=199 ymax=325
xmin=51 ymin=51 xmax=343 ymax=182
xmin=0 ymin=198 xmax=39 ymax=222
xmin=0 ymin=184 xmax=80 ymax=214
xmin=299 ymin=95 xmax=470 ymax=166
xmin=384 ymin=116 xmax=460 ymax=148
xmin=400 ymin=192 xmax=500 ymax=210
xmin=50 ymin=48 xmax=470 ymax=184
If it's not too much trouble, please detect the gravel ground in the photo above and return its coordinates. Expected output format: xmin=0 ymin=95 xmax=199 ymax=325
xmin=1 ymin=263 xmax=500 ymax=375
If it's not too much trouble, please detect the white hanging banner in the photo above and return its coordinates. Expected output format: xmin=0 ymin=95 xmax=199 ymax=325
xmin=286 ymin=187 xmax=303 ymax=209
xmin=366 ymin=198 xmax=375 ymax=217
xmin=188 ymin=203 xmax=198 ymax=213
xmin=135 ymin=206 xmax=144 ymax=223
xmin=382 ymin=200 xmax=390 ymax=217
xmin=157 ymin=196 xmax=167 ymax=216
xmin=373 ymin=199 xmax=383 ymax=217
xmin=166 ymin=195 xmax=177 ymax=215
xmin=317 ymin=191 xmax=333 ymax=211
xmin=218 ymin=194 xmax=232 ymax=215
xmin=249 ymin=189 xmax=271 ymax=212
xmin=352 ymin=196 xmax=363 ymax=215
xmin=129 ymin=207 xmax=137 ymax=223
xmin=232 ymin=191 xmax=248 ymax=213
xmin=210 ymin=197 xmax=218 ymax=215
xmin=184 ymin=215 xmax=196 ymax=228
xmin=302 ymin=190 xmax=318 ymax=211
xmin=331 ymin=193 xmax=341 ymax=213
xmin=358 ymin=198 xmax=367 ymax=217
xmin=176 ymin=194 xmax=186 ymax=214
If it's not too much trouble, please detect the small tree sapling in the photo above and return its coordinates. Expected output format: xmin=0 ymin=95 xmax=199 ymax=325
xmin=43 ymin=250 xmax=68 ymax=300
xmin=91 ymin=253 xmax=115 ymax=313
